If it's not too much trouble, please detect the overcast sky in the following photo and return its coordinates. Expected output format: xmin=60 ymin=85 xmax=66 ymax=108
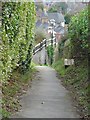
xmin=40 ymin=0 xmax=89 ymax=2
xmin=1 ymin=0 xmax=89 ymax=2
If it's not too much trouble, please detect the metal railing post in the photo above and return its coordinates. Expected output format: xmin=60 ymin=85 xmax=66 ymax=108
xmin=55 ymin=37 xmax=56 ymax=47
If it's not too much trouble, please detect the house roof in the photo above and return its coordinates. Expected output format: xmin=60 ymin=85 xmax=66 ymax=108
xmin=41 ymin=12 xmax=48 ymax=18
xmin=47 ymin=12 xmax=65 ymax=23
xmin=36 ymin=11 xmax=65 ymax=32
xmin=40 ymin=12 xmax=65 ymax=24
xmin=36 ymin=20 xmax=48 ymax=30
xmin=55 ymin=26 xmax=65 ymax=34
xmin=40 ymin=22 xmax=49 ymax=30
xmin=36 ymin=20 xmax=42 ymax=27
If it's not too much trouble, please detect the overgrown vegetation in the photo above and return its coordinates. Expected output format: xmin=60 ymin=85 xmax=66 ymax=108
xmin=1 ymin=2 xmax=35 ymax=83
xmin=53 ymin=59 xmax=88 ymax=118
xmin=64 ymin=13 xmax=72 ymax=24
xmin=0 ymin=1 xmax=36 ymax=118
xmin=52 ymin=58 xmax=65 ymax=77
xmin=48 ymin=2 xmax=68 ymax=14
xmin=35 ymin=28 xmax=48 ymax=45
xmin=35 ymin=2 xmax=44 ymax=12
xmin=53 ymin=6 xmax=89 ymax=119
xmin=47 ymin=45 xmax=54 ymax=65
xmin=2 ymin=65 xmax=36 ymax=118
xmin=69 ymin=8 xmax=88 ymax=64
xmin=64 ymin=60 xmax=88 ymax=117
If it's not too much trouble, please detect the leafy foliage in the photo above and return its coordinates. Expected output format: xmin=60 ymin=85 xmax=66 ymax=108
xmin=68 ymin=8 xmax=88 ymax=62
xmin=35 ymin=28 xmax=48 ymax=44
xmin=35 ymin=2 xmax=44 ymax=12
xmin=53 ymin=7 xmax=89 ymax=118
xmin=48 ymin=6 xmax=57 ymax=13
xmin=1 ymin=2 xmax=36 ymax=83
xmin=64 ymin=13 xmax=72 ymax=24
xmin=48 ymin=2 xmax=68 ymax=14
xmin=47 ymin=45 xmax=54 ymax=65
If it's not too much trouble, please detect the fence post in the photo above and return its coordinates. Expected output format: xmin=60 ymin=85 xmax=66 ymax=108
xmin=45 ymin=39 xmax=47 ymax=48
xmin=55 ymin=37 xmax=56 ymax=47
xmin=51 ymin=33 xmax=53 ymax=47
xmin=39 ymin=42 xmax=42 ymax=51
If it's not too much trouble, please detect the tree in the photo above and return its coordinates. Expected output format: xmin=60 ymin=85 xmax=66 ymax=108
xmin=48 ymin=6 xmax=58 ymax=12
xmin=48 ymin=2 xmax=68 ymax=14
xmin=64 ymin=13 xmax=72 ymax=24
xmin=59 ymin=2 xmax=68 ymax=14
xmin=35 ymin=2 xmax=44 ymax=11
xmin=35 ymin=28 xmax=49 ymax=44
xmin=68 ymin=7 xmax=88 ymax=63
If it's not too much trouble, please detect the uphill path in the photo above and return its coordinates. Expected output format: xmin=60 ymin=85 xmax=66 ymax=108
xmin=11 ymin=66 xmax=80 ymax=118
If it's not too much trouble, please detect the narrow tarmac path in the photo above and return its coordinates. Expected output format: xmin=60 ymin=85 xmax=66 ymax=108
xmin=12 ymin=66 xmax=80 ymax=118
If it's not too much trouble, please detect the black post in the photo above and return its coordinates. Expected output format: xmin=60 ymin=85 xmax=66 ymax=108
xmin=39 ymin=42 xmax=42 ymax=51
xmin=45 ymin=39 xmax=47 ymax=48
xmin=44 ymin=39 xmax=47 ymax=65
xmin=55 ymin=37 xmax=56 ymax=47
xmin=51 ymin=31 xmax=53 ymax=47
xmin=51 ymin=31 xmax=53 ymax=65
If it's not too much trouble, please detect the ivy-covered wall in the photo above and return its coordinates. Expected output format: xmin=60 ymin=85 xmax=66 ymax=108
xmin=0 ymin=2 xmax=36 ymax=83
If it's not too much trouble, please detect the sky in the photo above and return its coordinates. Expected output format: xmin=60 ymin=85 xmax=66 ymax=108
xmin=34 ymin=0 xmax=90 ymax=2
xmin=1 ymin=0 xmax=89 ymax=2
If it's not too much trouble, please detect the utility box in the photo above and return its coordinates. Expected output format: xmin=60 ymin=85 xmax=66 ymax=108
xmin=64 ymin=59 xmax=74 ymax=68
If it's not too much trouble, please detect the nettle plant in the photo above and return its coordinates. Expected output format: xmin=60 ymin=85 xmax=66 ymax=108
xmin=1 ymin=2 xmax=36 ymax=83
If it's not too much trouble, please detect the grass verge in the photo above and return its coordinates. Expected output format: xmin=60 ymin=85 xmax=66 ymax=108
xmin=53 ymin=59 xmax=89 ymax=119
xmin=1 ymin=63 xmax=36 ymax=118
xmin=52 ymin=58 xmax=65 ymax=77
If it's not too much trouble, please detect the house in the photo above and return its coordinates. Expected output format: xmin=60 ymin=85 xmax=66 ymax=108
xmin=41 ymin=12 xmax=48 ymax=23
xmin=36 ymin=11 xmax=65 ymax=42
xmin=48 ymin=12 xmax=65 ymax=24
xmin=54 ymin=26 xmax=65 ymax=43
xmin=47 ymin=12 xmax=65 ymax=41
xmin=36 ymin=11 xmax=65 ymax=26
xmin=40 ymin=22 xmax=49 ymax=30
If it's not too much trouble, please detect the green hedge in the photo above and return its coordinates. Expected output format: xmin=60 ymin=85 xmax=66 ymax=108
xmin=68 ymin=8 xmax=88 ymax=61
xmin=0 ymin=2 xmax=36 ymax=83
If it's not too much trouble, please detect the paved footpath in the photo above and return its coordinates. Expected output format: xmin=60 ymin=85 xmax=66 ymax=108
xmin=11 ymin=66 xmax=80 ymax=118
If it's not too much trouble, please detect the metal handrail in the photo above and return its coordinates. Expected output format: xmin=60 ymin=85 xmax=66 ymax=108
xmin=33 ymin=37 xmax=56 ymax=55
